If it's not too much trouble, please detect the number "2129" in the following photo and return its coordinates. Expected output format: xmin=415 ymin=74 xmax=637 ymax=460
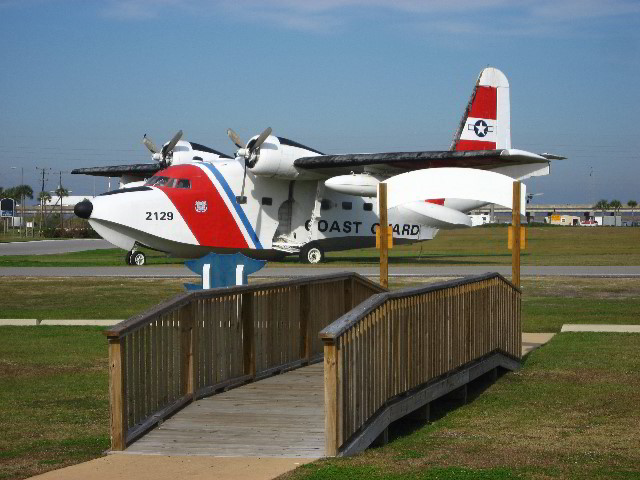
xmin=145 ymin=212 xmax=174 ymax=221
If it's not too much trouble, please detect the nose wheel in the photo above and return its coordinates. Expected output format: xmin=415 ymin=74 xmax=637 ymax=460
xmin=126 ymin=250 xmax=146 ymax=266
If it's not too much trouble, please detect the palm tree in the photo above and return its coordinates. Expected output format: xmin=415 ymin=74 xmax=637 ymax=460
xmin=594 ymin=199 xmax=609 ymax=215
xmin=628 ymin=200 xmax=638 ymax=214
xmin=54 ymin=186 xmax=69 ymax=230
xmin=609 ymin=199 xmax=622 ymax=215
xmin=38 ymin=191 xmax=52 ymax=233
xmin=12 ymin=185 xmax=33 ymax=236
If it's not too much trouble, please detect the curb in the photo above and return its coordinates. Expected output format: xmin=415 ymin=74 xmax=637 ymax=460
xmin=0 ymin=319 xmax=124 ymax=326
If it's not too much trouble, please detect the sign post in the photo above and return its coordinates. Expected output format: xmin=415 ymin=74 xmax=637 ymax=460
xmin=378 ymin=183 xmax=389 ymax=289
xmin=1 ymin=198 xmax=15 ymax=235
xmin=511 ymin=181 xmax=521 ymax=288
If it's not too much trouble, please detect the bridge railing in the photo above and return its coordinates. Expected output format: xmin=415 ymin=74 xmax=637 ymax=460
xmin=104 ymin=272 xmax=385 ymax=450
xmin=319 ymin=273 xmax=521 ymax=456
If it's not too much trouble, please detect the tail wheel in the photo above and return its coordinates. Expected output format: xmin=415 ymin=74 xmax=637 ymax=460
xmin=132 ymin=251 xmax=146 ymax=266
xmin=300 ymin=244 xmax=324 ymax=264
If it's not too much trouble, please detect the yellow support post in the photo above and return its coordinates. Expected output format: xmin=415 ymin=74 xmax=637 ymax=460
xmin=378 ymin=183 xmax=389 ymax=289
xmin=512 ymin=181 xmax=521 ymax=288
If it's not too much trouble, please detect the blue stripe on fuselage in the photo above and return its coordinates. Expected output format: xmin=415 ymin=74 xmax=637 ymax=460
xmin=200 ymin=163 xmax=263 ymax=249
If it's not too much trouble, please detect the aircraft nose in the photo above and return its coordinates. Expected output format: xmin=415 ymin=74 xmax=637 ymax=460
xmin=74 ymin=199 xmax=93 ymax=219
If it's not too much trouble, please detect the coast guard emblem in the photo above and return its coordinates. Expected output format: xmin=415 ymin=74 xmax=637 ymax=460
xmin=195 ymin=200 xmax=208 ymax=213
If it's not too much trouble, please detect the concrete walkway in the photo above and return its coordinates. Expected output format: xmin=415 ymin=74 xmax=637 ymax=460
xmin=28 ymin=455 xmax=313 ymax=480
xmin=521 ymin=332 xmax=555 ymax=355
xmin=0 ymin=319 xmax=123 ymax=326
xmin=561 ymin=324 xmax=640 ymax=333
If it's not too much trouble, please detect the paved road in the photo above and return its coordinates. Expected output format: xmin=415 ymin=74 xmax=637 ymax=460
xmin=0 ymin=239 xmax=113 ymax=256
xmin=1 ymin=265 xmax=639 ymax=277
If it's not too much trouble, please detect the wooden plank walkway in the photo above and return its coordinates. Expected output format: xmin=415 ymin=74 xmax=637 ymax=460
xmin=122 ymin=335 xmax=548 ymax=458
xmin=123 ymin=363 xmax=325 ymax=458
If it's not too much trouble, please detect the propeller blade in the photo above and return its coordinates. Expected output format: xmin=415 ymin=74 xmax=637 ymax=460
xmin=251 ymin=127 xmax=272 ymax=152
xmin=162 ymin=129 xmax=183 ymax=157
xmin=227 ymin=128 xmax=245 ymax=149
xmin=143 ymin=134 xmax=159 ymax=154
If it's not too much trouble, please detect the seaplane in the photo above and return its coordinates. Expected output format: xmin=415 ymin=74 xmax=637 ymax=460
xmin=72 ymin=67 xmax=565 ymax=265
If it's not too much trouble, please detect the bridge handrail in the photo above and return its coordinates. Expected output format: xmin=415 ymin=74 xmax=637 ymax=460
xmin=320 ymin=272 xmax=521 ymax=456
xmin=104 ymin=271 xmax=385 ymax=450
xmin=105 ymin=272 xmax=382 ymax=337
xmin=319 ymin=272 xmax=520 ymax=340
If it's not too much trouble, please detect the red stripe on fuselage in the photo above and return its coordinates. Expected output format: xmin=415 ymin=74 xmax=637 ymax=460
xmin=469 ymin=86 xmax=497 ymax=120
xmin=425 ymin=199 xmax=445 ymax=205
xmin=154 ymin=165 xmax=248 ymax=249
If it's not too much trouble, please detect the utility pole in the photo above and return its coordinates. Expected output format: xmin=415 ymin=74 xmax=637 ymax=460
xmin=59 ymin=171 xmax=64 ymax=232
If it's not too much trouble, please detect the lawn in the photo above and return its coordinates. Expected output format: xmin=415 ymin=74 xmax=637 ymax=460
xmin=0 ymin=277 xmax=189 ymax=319
xmin=1 ymin=276 xmax=639 ymax=479
xmin=1 ymin=226 xmax=638 ymax=267
xmin=283 ymin=333 xmax=640 ymax=480
xmin=0 ymin=327 xmax=108 ymax=480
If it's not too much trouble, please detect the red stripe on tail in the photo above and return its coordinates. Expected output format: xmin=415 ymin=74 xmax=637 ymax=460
xmin=456 ymin=140 xmax=496 ymax=151
xmin=469 ymin=86 xmax=497 ymax=120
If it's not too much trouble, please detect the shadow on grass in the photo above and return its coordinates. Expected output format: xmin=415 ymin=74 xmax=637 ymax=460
xmin=386 ymin=368 xmax=508 ymax=444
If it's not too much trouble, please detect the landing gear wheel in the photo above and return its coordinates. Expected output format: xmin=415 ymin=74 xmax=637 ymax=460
xmin=126 ymin=251 xmax=134 ymax=265
xmin=131 ymin=251 xmax=146 ymax=266
xmin=300 ymin=244 xmax=324 ymax=264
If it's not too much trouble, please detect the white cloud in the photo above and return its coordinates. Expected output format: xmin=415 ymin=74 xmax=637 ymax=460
xmin=78 ymin=0 xmax=640 ymax=32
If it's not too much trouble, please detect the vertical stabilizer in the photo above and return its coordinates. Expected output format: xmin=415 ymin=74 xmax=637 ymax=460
xmin=450 ymin=67 xmax=511 ymax=151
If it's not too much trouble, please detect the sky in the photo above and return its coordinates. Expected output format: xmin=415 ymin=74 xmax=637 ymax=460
xmin=1 ymin=0 xmax=639 ymax=205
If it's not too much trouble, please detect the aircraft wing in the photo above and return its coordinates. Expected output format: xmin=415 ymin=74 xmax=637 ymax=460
xmin=294 ymin=149 xmax=565 ymax=176
xmin=71 ymin=164 xmax=162 ymax=178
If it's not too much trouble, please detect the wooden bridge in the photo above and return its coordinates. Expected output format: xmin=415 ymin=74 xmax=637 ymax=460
xmin=105 ymin=272 xmax=521 ymax=457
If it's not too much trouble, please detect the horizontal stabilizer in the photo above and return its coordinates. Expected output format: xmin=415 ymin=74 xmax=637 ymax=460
xmin=383 ymin=167 xmax=527 ymax=215
xmin=400 ymin=202 xmax=472 ymax=228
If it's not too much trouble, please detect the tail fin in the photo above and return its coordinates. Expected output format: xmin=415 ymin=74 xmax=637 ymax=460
xmin=450 ymin=67 xmax=511 ymax=151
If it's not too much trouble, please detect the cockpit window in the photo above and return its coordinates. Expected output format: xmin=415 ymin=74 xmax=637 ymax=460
xmin=145 ymin=176 xmax=191 ymax=189
xmin=145 ymin=176 xmax=167 ymax=186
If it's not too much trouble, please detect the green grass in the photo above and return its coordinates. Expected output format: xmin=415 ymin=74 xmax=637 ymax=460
xmin=1 ymin=226 xmax=639 ymax=266
xmin=283 ymin=333 xmax=640 ymax=480
xmin=520 ymin=277 xmax=640 ymax=332
xmin=0 ymin=326 xmax=108 ymax=480
xmin=1 ymin=277 xmax=639 ymax=479
xmin=0 ymin=277 xmax=188 ymax=319
xmin=0 ymin=247 xmax=184 ymax=267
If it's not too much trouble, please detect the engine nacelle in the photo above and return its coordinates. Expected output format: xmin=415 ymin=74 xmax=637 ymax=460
xmin=249 ymin=136 xmax=324 ymax=180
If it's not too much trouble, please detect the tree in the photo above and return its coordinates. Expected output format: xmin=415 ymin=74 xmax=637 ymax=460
xmin=628 ymin=200 xmax=637 ymax=214
xmin=38 ymin=191 xmax=52 ymax=233
xmin=609 ymin=199 xmax=622 ymax=214
xmin=12 ymin=185 xmax=33 ymax=236
xmin=3 ymin=187 xmax=18 ymax=201
xmin=594 ymin=199 xmax=609 ymax=215
xmin=54 ymin=186 xmax=69 ymax=230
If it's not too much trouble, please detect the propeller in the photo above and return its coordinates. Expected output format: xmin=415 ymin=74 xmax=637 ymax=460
xmin=142 ymin=130 xmax=183 ymax=168
xmin=227 ymin=127 xmax=272 ymax=203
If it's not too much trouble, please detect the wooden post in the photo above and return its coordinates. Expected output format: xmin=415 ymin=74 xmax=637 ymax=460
xmin=180 ymin=302 xmax=195 ymax=396
xmin=299 ymin=284 xmax=311 ymax=362
xmin=343 ymin=278 xmax=353 ymax=313
xmin=324 ymin=339 xmax=340 ymax=456
xmin=512 ymin=181 xmax=521 ymax=288
xmin=108 ymin=336 xmax=126 ymax=450
xmin=242 ymin=293 xmax=256 ymax=377
xmin=379 ymin=183 xmax=389 ymax=289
